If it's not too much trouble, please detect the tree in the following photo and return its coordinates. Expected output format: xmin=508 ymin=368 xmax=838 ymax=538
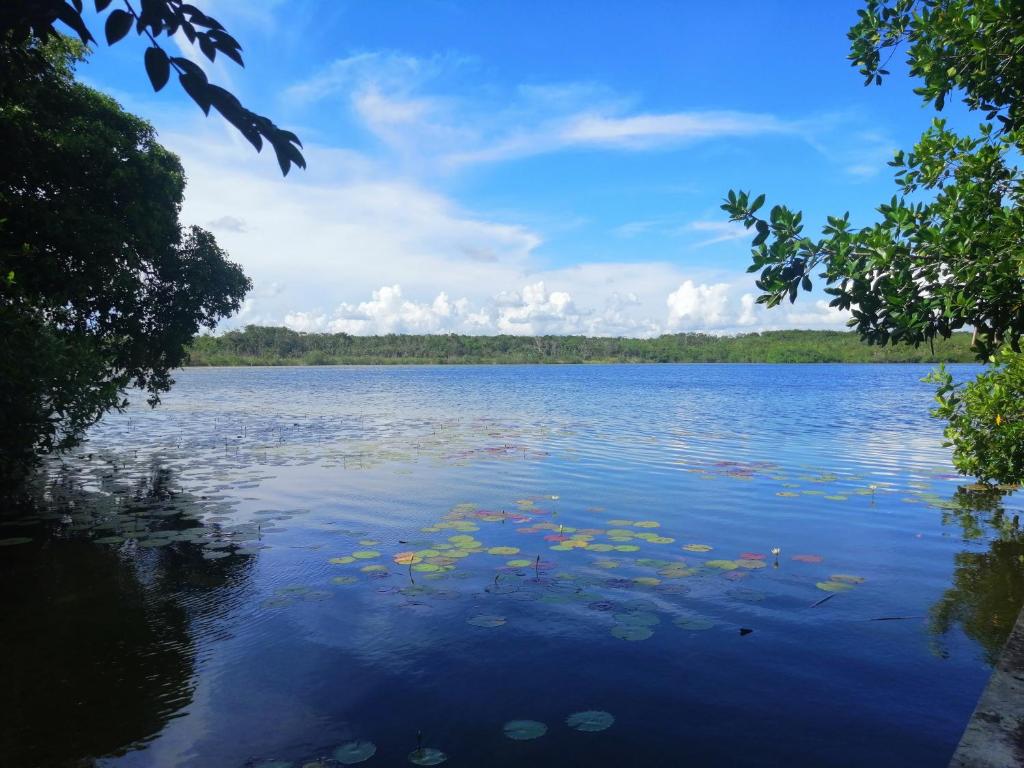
xmin=0 ymin=0 xmax=304 ymax=175
xmin=722 ymin=0 xmax=1024 ymax=484
xmin=0 ymin=39 xmax=251 ymax=484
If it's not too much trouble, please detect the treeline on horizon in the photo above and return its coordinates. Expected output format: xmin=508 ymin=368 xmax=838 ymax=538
xmin=186 ymin=326 xmax=979 ymax=365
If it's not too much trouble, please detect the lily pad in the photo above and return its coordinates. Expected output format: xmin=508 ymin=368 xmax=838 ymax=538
xmin=705 ymin=559 xmax=738 ymax=570
xmin=408 ymin=747 xmax=447 ymax=766
xmin=503 ymin=720 xmax=548 ymax=740
xmin=830 ymin=574 xmax=866 ymax=584
xmin=393 ymin=552 xmax=422 ymax=565
xmin=816 ymin=580 xmax=854 ymax=592
xmin=682 ymin=544 xmax=712 ymax=552
xmin=334 ymin=740 xmax=377 ymax=764
xmin=611 ymin=624 xmax=653 ymax=641
xmin=467 ymin=614 xmax=506 ymax=628
xmin=566 ymin=710 xmax=615 ymax=732
xmin=674 ymin=616 xmax=714 ymax=631
xmin=792 ymin=554 xmax=823 ymax=564
xmin=352 ymin=550 xmax=381 ymax=560
xmin=488 ymin=546 xmax=519 ymax=555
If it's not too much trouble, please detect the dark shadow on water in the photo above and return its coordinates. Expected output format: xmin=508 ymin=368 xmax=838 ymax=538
xmin=931 ymin=485 xmax=1024 ymax=664
xmin=0 ymin=464 xmax=256 ymax=768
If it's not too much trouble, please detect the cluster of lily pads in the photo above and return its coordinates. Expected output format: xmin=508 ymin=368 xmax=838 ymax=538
xmin=311 ymin=495 xmax=872 ymax=644
xmin=254 ymin=710 xmax=614 ymax=767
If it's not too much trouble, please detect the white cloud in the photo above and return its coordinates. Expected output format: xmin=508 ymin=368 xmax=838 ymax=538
xmin=286 ymin=52 xmax=804 ymax=172
xmin=686 ymin=220 xmax=750 ymax=248
xmin=560 ymin=111 xmax=789 ymax=149
xmin=151 ymin=95 xmax=851 ymax=340
xmin=666 ymin=280 xmax=733 ymax=329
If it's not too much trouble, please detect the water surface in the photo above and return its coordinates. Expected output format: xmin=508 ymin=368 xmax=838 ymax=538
xmin=3 ymin=364 xmax=1022 ymax=767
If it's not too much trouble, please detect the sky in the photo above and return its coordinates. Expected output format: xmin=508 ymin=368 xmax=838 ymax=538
xmin=76 ymin=0 xmax=960 ymax=337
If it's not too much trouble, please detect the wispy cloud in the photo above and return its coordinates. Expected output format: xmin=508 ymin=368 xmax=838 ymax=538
xmin=285 ymin=51 xmax=809 ymax=172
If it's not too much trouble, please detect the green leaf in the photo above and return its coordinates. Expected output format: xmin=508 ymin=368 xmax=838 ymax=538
xmin=144 ymin=47 xmax=170 ymax=92
xmin=104 ymin=9 xmax=133 ymax=44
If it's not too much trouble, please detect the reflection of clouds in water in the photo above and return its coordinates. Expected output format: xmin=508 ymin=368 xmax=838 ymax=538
xmin=5 ymin=365 xmax=1021 ymax=768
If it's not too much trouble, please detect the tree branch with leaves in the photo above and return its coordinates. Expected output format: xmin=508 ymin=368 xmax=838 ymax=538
xmin=723 ymin=0 xmax=1024 ymax=484
xmin=0 ymin=0 xmax=305 ymax=175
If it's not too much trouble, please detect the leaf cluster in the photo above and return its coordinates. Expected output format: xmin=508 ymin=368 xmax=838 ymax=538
xmin=926 ymin=350 xmax=1024 ymax=483
xmin=0 ymin=0 xmax=304 ymax=174
xmin=0 ymin=42 xmax=251 ymax=483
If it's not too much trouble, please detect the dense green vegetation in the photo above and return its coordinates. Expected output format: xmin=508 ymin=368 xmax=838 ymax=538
xmin=0 ymin=40 xmax=250 ymax=484
xmin=187 ymin=326 xmax=977 ymax=366
xmin=724 ymin=0 xmax=1024 ymax=483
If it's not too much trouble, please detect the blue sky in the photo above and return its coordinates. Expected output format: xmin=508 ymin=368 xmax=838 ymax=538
xmin=77 ymin=0 xmax=963 ymax=336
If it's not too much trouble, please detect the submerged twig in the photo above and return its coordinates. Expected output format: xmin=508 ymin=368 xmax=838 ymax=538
xmin=808 ymin=593 xmax=835 ymax=609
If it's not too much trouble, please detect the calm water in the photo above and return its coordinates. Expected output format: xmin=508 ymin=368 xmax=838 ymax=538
xmin=3 ymin=364 xmax=1023 ymax=768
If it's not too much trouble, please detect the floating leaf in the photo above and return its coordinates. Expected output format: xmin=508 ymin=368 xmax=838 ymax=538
xmin=332 ymin=576 xmax=358 ymax=585
xmin=566 ymin=711 xmax=614 ymax=732
xmin=467 ymin=614 xmax=506 ymax=628
xmin=792 ymin=554 xmax=823 ymax=564
xmin=705 ymin=560 xmax=738 ymax=570
xmin=394 ymin=552 xmax=422 ymax=565
xmin=506 ymin=559 xmax=532 ymax=567
xmin=334 ymin=740 xmax=377 ymax=764
xmin=408 ymin=747 xmax=447 ymax=766
xmin=633 ymin=577 xmax=660 ymax=586
xmin=830 ymin=574 xmax=865 ymax=584
xmin=682 ymin=544 xmax=712 ymax=552
xmin=613 ymin=544 xmax=639 ymax=552
xmin=361 ymin=564 xmax=387 ymax=573
xmin=735 ymin=559 xmax=766 ymax=569
xmin=739 ymin=552 xmax=765 ymax=560
xmin=634 ymin=521 xmax=660 ymax=528
xmin=611 ymin=624 xmax=653 ymax=641
xmin=776 ymin=491 xmax=799 ymax=497
xmin=488 ymin=546 xmax=519 ymax=555
xmin=412 ymin=563 xmax=441 ymax=573
xmin=587 ymin=543 xmax=614 ymax=552
xmin=352 ymin=550 xmax=381 ymax=559
xmin=503 ymin=720 xmax=548 ymax=740
xmin=816 ymin=581 xmax=854 ymax=592
xmin=673 ymin=616 xmax=714 ymax=631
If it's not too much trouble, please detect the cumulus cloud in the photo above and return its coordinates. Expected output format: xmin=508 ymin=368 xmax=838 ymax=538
xmin=666 ymin=280 xmax=732 ymax=329
xmin=272 ymin=277 xmax=849 ymax=339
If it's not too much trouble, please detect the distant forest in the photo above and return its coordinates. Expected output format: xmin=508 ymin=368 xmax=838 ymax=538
xmin=186 ymin=326 xmax=978 ymax=365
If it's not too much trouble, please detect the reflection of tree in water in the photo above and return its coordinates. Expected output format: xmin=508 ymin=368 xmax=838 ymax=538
xmin=0 ymin=464 xmax=255 ymax=767
xmin=931 ymin=486 xmax=1024 ymax=664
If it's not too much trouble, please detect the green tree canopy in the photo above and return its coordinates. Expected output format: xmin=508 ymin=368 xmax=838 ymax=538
xmin=0 ymin=39 xmax=251 ymax=484
xmin=722 ymin=0 xmax=1024 ymax=484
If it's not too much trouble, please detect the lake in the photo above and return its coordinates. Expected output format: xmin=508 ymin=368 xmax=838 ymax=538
xmin=3 ymin=364 xmax=1022 ymax=767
